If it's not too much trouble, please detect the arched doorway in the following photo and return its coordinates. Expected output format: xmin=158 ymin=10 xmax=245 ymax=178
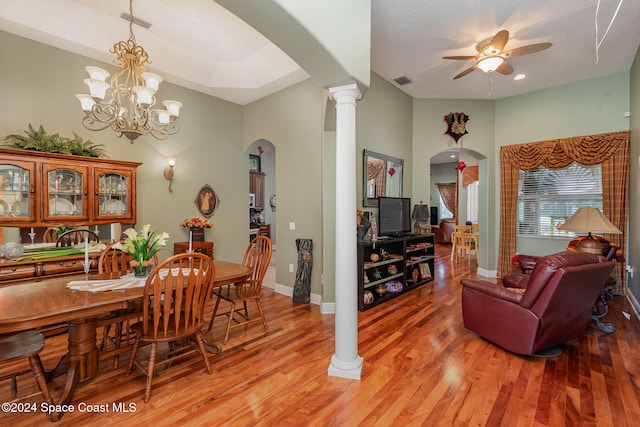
xmin=247 ymin=140 xmax=276 ymax=289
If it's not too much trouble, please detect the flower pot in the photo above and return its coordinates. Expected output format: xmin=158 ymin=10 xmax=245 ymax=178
xmin=131 ymin=261 xmax=155 ymax=278
xmin=190 ymin=227 xmax=205 ymax=242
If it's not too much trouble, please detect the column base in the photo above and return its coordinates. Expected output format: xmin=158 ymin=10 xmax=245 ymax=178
xmin=327 ymin=353 xmax=363 ymax=380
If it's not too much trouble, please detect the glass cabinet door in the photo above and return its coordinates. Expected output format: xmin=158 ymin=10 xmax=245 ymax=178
xmin=95 ymin=167 xmax=133 ymax=220
xmin=43 ymin=164 xmax=88 ymax=221
xmin=0 ymin=159 xmax=35 ymax=222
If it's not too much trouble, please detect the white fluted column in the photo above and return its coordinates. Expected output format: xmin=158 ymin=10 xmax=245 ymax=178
xmin=328 ymin=83 xmax=363 ymax=380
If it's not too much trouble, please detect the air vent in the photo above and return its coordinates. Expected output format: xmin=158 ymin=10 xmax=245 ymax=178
xmin=393 ymin=76 xmax=412 ymax=86
xmin=120 ymin=13 xmax=152 ymax=29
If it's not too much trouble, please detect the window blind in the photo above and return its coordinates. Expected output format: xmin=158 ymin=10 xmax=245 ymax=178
xmin=516 ymin=162 xmax=602 ymax=237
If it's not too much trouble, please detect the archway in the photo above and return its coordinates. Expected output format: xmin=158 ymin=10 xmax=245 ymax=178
xmin=247 ymin=140 xmax=276 ymax=289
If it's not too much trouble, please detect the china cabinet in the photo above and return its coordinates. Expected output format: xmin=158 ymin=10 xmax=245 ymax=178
xmin=0 ymin=148 xmax=140 ymax=226
xmin=249 ymin=171 xmax=265 ymax=210
xmin=357 ymin=234 xmax=435 ymax=311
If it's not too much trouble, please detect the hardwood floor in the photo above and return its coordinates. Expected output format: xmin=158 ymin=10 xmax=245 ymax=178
xmin=2 ymin=244 xmax=639 ymax=426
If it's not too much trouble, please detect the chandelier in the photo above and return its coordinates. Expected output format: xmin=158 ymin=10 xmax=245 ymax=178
xmin=76 ymin=0 xmax=181 ymax=142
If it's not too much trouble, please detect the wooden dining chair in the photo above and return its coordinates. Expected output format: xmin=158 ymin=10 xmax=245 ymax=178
xmin=55 ymin=229 xmax=99 ymax=247
xmin=208 ymin=236 xmax=272 ymax=344
xmin=451 ymin=225 xmax=476 ymax=264
xmin=0 ymin=330 xmax=55 ymax=421
xmin=42 ymin=228 xmax=57 ymax=243
xmin=96 ymin=242 xmax=140 ymax=368
xmin=127 ymin=252 xmax=215 ymax=403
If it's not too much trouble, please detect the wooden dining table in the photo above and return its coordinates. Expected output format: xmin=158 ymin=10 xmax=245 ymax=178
xmin=0 ymin=260 xmax=251 ymax=418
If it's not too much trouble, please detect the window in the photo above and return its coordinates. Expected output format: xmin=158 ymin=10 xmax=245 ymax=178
xmin=516 ymin=162 xmax=602 ymax=238
xmin=439 ymin=193 xmax=453 ymax=219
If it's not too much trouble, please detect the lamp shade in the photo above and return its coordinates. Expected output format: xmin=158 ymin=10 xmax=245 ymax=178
xmin=558 ymin=207 xmax=621 ymax=234
xmin=477 ymin=56 xmax=504 ymax=73
xmin=412 ymin=203 xmax=430 ymax=220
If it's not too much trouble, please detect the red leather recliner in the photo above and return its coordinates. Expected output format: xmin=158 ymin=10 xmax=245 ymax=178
xmin=461 ymin=251 xmax=615 ymax=356
xmin=433 ymin=218 xmax=456 ymax=243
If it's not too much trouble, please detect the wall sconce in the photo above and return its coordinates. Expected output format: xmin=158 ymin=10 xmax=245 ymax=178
xmin=163 ymin=157 xmax=175 ymax=193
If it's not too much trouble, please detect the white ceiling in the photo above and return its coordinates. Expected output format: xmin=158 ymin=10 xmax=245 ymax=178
xmin=1 ymin=0 xmax=639 ymax=105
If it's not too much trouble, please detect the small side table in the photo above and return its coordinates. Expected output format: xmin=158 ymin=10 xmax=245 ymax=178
xmin=174 ymin=241 xmax=214 ymax=259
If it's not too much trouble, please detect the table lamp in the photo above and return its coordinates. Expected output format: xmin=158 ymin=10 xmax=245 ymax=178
xmin=557 ymin=207 xmax=621 ymax=254
xmin=411 ymin=201 xmax=430 ymax=235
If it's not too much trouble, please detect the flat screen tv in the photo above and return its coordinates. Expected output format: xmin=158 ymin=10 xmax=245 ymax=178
xmin=378 ymin=197 xmax=412 ymax=237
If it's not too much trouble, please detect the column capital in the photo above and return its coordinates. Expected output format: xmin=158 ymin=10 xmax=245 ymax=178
xmin=329 ymin=83 xmax=362 ymax=102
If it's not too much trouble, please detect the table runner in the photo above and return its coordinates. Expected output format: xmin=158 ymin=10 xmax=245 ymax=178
xmin=67 ymin=268 xmax=199 ymax=292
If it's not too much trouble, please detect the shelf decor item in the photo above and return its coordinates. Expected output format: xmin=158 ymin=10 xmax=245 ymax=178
xmin=179 ymin=216 xmax=214 ymax=242
xmin=113 ymin=224 xmax=168 ymax=278
xmin=419 ymin=262 xmax=432 ymax=280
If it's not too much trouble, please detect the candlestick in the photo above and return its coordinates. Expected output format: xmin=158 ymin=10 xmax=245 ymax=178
xmin=84 ymin=239 xmax=90 ymax=276
xmin=188 ymin=230 xmax=193 ymax=252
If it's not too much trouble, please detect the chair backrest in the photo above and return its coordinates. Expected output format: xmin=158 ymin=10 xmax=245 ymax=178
xmin=141 ymin=252 xmax=214 ymax=339
xmin=42 ymin=228 xmax=56 ymax=243
xmin=520 ymin=251 xmax=611 ymax=309
xmin=98 ymin=241 xmax=133 ymax=275
xmin=528 ymin=254 xmax=615 ymax=350
xmin=56 ymin=229 xmax=100 ymax=247
xmin=453 ymin=225 xmax=473 ymax=249
xmin=239 ymin=236 xmax=272 ymax=297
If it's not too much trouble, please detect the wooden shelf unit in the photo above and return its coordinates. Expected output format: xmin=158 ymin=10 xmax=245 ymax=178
xmin=357 ymin=234 xmax=435 ymax=311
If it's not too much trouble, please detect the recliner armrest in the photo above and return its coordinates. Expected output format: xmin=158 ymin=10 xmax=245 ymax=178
xmin=516 ymin=254 xmax=540 ymax=273
xmin=460 ymin=278 xmax=523 ymax=304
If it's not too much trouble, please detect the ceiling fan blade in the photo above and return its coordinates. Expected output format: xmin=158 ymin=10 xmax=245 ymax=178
xmin=489 ymin=30 xmax=509 ymax=52
xmin=496 ymin=61 xmax=514 ymax=75
xmin=453 ymin=65 xmax=478 ymax=79
xmin=504 ymin=42 xmax=552 ymax=57
xmin=442 ymin=55 xmax=478 ymax=60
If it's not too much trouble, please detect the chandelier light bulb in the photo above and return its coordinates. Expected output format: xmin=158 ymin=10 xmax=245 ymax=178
xmin=75 ymin=94 xmax=96 ymax=112
xmin=85 ymin=66 xmax=110 ymax=82
xmin=157 ymin=110 xmax=170 ymax=124
xmin=163 ymin=100 xmax=182 ymax=118
xmin=133 ymin=86 xmax=155 ymax=106
xmin=142 ymin=72 xmax=163 ymax=91
xmin=84 ymin=79 xmax=110 ymax=100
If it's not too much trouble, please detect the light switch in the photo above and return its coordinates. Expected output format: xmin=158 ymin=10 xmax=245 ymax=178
xmin=289 ymin=264 xmax=294 ymax=273
xmin=289 ymin=222 xmax=295 ymax=230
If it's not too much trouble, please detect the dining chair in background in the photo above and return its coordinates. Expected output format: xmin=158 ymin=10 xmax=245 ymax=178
xmin=451 ymin=225 xmax=477 ymax=264
xmin=0 ymin=330 xmax=55 ymax=421
xmin=55 ymin=229 xmax=99 ymax=247
xmin=208 ymin=236 xmax=272 ymax=344
xmin=96 ymin=242 xmax=140 ymax=368
xmin=127 ymin=252 xmax=215 ymax=403
xmin=42 ymin=228 xmax=56 ymax=243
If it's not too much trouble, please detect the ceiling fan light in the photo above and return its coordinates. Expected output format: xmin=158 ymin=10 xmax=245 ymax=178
xmin=477 ymin=56 xmax=504 ymax=73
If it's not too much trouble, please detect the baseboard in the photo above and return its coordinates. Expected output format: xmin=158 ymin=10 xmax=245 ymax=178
xmin=477 ymin=267 xmax=497 ymax=278
xmin=626 ymin=289 xmax=640 ymax=316
xmin=273 ymin=283 xmax=324 ymax=308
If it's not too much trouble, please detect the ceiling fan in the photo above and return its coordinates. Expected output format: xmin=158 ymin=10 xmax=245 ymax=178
xmin=443 ymin=30 xmax=552 ymax=80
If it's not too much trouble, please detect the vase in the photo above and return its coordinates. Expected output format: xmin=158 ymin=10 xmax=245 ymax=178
xmin=131 ymin=261 xmax=155 ymax=278
xmin=190 ymin=227 xmax=205 ymax=242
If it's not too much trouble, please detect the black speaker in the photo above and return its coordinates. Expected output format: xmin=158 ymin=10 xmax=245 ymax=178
xmin=430 ymin=206 xmax=438 ymax=225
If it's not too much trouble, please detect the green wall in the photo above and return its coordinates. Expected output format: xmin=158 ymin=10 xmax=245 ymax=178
xmin=243 ymin=79 xmax=325 ymax=295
